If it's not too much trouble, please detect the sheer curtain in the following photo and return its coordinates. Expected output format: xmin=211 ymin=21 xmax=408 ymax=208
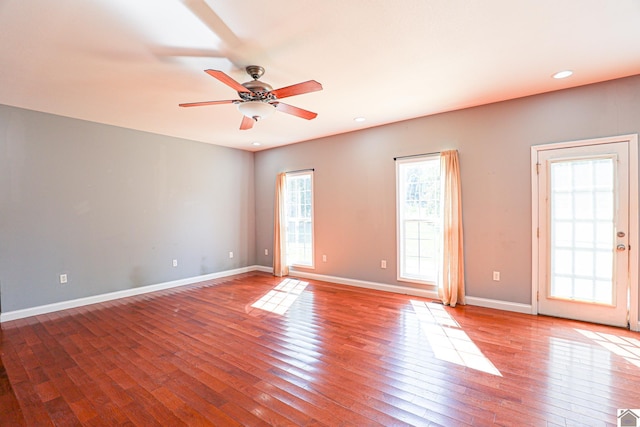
xmin=439 ymin=150 xmax=465 ymax=306
xmin=273 ymin=173 xmax=289 ymax=277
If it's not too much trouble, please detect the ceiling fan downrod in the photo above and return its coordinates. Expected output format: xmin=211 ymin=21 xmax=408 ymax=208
xmin=245 ymin=65 xmax=265 ymax=80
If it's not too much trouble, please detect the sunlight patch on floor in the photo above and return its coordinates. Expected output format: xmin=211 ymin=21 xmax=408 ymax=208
xmin=575 ymin=328 xmax=640 ymax=368
xmin=250 ymin=279 xmax=309 ymax=315
xmin=411 ymin=300 xmax=502 ymax=376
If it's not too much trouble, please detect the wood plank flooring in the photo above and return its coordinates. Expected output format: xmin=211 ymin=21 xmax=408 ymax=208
xmin=1 ymin=272 xmax=640 ymax=426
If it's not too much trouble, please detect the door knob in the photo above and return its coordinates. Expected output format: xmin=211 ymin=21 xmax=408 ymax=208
xmin=617 ymin=244 xmax=627 ymax=251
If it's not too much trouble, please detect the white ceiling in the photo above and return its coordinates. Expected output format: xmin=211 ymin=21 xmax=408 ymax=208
xmin=2 ymin=1 xmax=640 ymax=152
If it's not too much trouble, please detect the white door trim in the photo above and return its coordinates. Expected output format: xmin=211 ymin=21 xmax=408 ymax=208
xmin=531 ymin=134 xmax=639 ymax=331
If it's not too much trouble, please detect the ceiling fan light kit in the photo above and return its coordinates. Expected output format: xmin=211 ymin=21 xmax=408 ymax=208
xmin=237 ymin=100 xmax=275 ymax=121
xmin=179 ymin=65 xmax=322 ymax=130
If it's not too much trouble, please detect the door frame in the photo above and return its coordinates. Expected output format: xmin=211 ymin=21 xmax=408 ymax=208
xmin=531 ymin=134 xmax=639 ymax=331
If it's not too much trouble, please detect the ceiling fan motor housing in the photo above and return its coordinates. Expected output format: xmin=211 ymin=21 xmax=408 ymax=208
xmin=240 ymin=80 xmax=275 ymax=101
xmin=239 ymin=65 xmax=276 ymax=102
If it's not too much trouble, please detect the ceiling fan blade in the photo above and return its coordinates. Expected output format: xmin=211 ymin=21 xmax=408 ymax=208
xmin=180 ymin=0 xmax=247 ymax=68
xmin=240 ymin=115 xmax=255 ymax=130
xmin=205 ymin=69 xmax=250 ymax=93
xmin=152 ymin=46 xmax=227 ymax=59
xmin=274 ymin=102 xmax=318 ymax=120
xmin=179 ymin=100 xmax=237 ymax=107
xmin=271 ymin=80 xmax=322 ymax=100
xmin=181 ymin=0 xmax=240 ymax=45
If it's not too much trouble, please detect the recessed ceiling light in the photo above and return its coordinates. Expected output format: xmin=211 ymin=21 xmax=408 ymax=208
xmin=354 ymin=117 xmax=366 ymax=122
xmin=251 ymin=142 xmax=261 ymax=146
xmin=552 ymin=70 xmax=573 ymax=79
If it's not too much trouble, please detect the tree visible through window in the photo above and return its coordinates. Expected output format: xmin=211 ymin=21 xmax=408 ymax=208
xmin=397 ymin=156 xmax=442 ymax=283
xmin=285 ymin=172 xmax=314 ymax=267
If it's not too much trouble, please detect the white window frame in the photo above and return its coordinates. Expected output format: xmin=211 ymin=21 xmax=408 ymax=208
xmin=285 ymin=171 xmax=315 ymax=269
xmin=396 ymin=155 xmax=442 ymax=285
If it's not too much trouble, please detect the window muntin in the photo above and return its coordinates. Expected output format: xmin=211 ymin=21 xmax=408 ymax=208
xmin=397 ymin=156 xmax=441 ymax=284
xmin=285 ymin=172 xmax=314 ymax=267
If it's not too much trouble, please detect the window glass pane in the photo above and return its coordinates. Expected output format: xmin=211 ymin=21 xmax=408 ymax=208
xmin=574 ymin=192 xmax=593 ymax=220
xmin=594 ymin=160 xmax=613 ymax=190
xmin=553 ymin=276 xmax=572 ymax=299
xmin=574 ymin=250 xmax=593 ymax=277
xmin=552 ymin=193 xmax=572 ymax=220
xmin=554 ymin=221 xmax=572 ymax=247
xmin=397 ymin=157 xmax=441 ymax=283
xmin=574 ymin=222 xmax=593 ymax=248
xmin=552 ymin=162 xmax=572 ymax=191
xmin=594 ymin=280 xmax=612 ymax=303
xmin=595 ymin=191 xmax=613 ymax=220
xmin=572 ymin=161 xmax=592 ymax=190
xmin=284 ymin=173 xmax=314 ymax=267
xmin=595 ymin=221 xmax=612 ymax=249
xmin=406 ymin=237 xmax=419 ymax=257
xmin=574 ymin=278 xmax=594 ymax=300
xmin=553 ymin=249 xmax=573 ymax=275
xmin=595 ymin=250 xmax=612 ymax=279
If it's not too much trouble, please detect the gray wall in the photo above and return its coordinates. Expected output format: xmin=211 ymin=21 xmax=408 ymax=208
xmin=0 ymin=105 xmax=255 ymax=312
xmin=255 ymin=75 xmax=640 ymax=311
xmin=3 ymin=74 xmax=639 ymax=318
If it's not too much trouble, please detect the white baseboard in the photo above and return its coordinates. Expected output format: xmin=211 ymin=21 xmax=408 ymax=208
xmin=291 ymin=270 xmax=534 ymax=314
xmin=288 ymin=269 xmax=440 ymax=299
xmin=0 ymin=265 xmax=262 ymax=323
xmin=0 ymin=264 xmax=539 ymax=323
xmin=465 ymin=296 xmax=534 ymax=314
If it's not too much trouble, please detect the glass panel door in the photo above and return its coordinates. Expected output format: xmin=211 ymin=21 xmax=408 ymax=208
xmin=537 ymin=141 xmax=629 ymax=327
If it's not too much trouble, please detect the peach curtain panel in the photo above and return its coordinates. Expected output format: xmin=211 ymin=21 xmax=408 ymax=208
xmin=273 ymin=173 xmax=289 ymax=277
xmin=439 ymin=150 xmax=465 ymax=307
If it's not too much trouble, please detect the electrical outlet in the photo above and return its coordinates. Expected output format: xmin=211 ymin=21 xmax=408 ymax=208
xmin=229 ymin=251 xmax=234 ymax=259
xmin=381 ymin=260 xmax=387 ymax=269
xmin=322 ymin=254 xmax=327 ymax=262
xmin=493 ymin=271 xmax=500 ymax=281
xmin=264 ymin=249 xmax=269 ymax=256
xmin=172 ymin=259 xmax=178 ymax=267
xmin=59 ymin=274 xmax=68 ymax=284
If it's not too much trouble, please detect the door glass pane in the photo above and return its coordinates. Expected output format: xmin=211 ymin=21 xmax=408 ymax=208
xmin=549 ymin=158 xmax=615 ymax=304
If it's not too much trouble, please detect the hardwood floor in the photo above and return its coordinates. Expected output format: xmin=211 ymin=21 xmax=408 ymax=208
xmin=1 ymin=272 xmax=639 ymax=426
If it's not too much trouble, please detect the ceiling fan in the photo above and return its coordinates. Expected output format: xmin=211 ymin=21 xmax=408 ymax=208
xmin=179 ymin=65 xmax=323 ymax=130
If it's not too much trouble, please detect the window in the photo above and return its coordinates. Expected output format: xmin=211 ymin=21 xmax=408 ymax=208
xmin=285 ymin=171 xmax=314 ymax=267
xmin=396 ymin=156 xmax=442 ymax=284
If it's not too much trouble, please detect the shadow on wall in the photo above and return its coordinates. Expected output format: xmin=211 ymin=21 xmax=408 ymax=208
xmin=201 ymin=256 xmax=210 ymax=275
xmin=130 ymin=266 xmax=146 ymax=288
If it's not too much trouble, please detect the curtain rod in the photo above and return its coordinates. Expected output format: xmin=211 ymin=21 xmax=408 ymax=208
xmin=285 ymin=168 xmax=315 ymax=174
xmin=393 ymin=151 xmax=440 ymax=161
